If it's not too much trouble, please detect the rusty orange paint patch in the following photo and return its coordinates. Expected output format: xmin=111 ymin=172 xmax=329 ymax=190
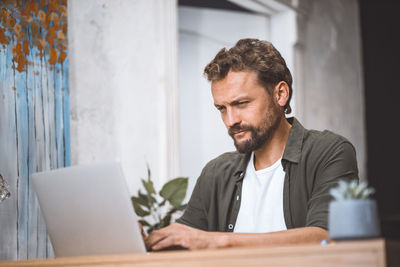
xmin=48 ymin=25 xmax=55 ymax=38
xmin=46 ymin=35 xmax=53 ymax=46
xmin=1 ymin=0 xmax=68 ymax=72
xmin=11 ymin=44 xmax=17 ymax=56
xmin=58 ymin=51 xmax=66 ymax=64
xmin=40 ymin=0 xmax=46 ymax=9
xmin=0 ymin=27 xmax=8 ymax=45
xmin=48 ymin=47 xmax=57 ymax=65
xmin=16 ymin=53 xmax=27 ymax=72
xmin=9 ymin=16 xmax=16 ymax=29
xmin=22 ymin=40 xmax=29 ymax=55
xmin=32 ymin=2 xmax=39 ymax=15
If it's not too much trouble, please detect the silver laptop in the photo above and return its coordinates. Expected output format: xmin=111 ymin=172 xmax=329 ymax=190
xmin=32 ymin=161 xmax=147 ymax=258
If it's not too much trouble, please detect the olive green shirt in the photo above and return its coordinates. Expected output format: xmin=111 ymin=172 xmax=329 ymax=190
xmin=177 ymin=117 xmax=359 ymax=232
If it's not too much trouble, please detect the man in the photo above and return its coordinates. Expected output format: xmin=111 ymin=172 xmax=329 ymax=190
xmin=145 ymin=38 xmax=359 ymax=250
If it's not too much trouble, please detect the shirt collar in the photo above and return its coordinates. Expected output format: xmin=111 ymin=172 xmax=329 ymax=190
xmin=282 ymin=117 xmax=305 ymax=163
xmin=234 ymin=152 xmax=251 ymax=181
xmin=234 ymin=117 xmax=305 ymax=181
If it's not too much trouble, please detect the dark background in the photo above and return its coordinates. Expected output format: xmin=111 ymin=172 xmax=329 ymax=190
xmin=179 ymin=0 xmax=400 ymax=238
xmin=359 ymin=0 xmax=400 ymax=239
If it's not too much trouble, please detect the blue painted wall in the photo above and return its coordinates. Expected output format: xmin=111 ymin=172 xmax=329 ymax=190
xmin=0 ymin=0 xmax=69 ymax=260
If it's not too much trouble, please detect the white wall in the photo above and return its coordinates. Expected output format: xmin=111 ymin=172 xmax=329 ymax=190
xmin=270 ymin=10 xmax=297 ymax=116
xmin=69 ymin=0 xmax=179 ymax=195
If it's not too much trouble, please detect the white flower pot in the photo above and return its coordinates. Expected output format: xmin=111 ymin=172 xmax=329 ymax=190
xmin=328 ymin=199 xmax=380 ymax=240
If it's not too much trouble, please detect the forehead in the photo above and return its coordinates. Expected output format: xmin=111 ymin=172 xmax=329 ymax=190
xmin=211 ymin=71 xmax=266 ymax=103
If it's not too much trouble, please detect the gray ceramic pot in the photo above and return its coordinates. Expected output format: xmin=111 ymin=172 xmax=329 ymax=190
xmin=328 ymin=199 xmax=380 ymax=240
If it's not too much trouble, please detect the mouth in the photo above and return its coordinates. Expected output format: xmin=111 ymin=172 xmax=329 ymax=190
xmin=228 ymin=124 xmax=251 ymax=137
xmin=232 ymin=130 xmax=248 ymax=137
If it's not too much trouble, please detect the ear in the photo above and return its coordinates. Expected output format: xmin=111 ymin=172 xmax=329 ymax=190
xmin=273 ymin=81 xmax=290 ymax=108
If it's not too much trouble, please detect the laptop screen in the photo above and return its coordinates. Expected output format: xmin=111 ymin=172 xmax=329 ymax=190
xmin=32 ymin=161 xmax=146 ymax=257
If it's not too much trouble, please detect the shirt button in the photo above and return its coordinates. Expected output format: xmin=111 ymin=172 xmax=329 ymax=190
xmin=236 ymin=195 xmax=240 ymax=200
xmin=239 ymin=172 xmax=244 ymax=178
xmin=228 ymin=224 xmax=234 ymax=230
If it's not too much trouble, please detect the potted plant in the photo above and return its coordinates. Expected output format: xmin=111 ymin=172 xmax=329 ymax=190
xmin=328 ymin=179 xmax=380 ymax=240
xmin=131 ymin=165 xmax=188 ymax=235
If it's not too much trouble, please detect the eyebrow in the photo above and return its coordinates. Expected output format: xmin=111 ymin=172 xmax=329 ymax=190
xmin=230 ymin=99 xmax=245 ymax=105
xmin=214 ymin=97 xmax=250 ymax=108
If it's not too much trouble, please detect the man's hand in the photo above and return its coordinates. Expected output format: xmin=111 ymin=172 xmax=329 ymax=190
xmin=145 ymin=223 xmax=226 ymax=251
xmin=145 ymin=223 xmax=327 ymax=251
xmin=138 ymin=222 xmax=147 ymax=240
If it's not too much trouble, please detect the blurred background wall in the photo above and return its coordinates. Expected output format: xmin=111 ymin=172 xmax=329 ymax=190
xmin=295 ymin=0 xmax=366 ymax=180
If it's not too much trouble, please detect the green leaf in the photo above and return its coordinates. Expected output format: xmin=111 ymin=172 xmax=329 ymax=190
xmin=138 ymin=190 xmax=156 ymax=205
xmin=161 ymin=213 xmax=172 ymax=228
xmin=146 ymin=163 xmax=151 ymax=180
xmin=133 ymin=202 xmax=150 ymax=217
xmin=131 ymin=164 xmax=190 ymax=233
xmin=144 ymin=163 xmax=156 ymax=195
xmin=159 ymin=177 xmax=188 ymax=208
xmin=159 ymin=199 xmax=167 ymax=207
xmin=139 ymin=219 xmax=151 ymax=227
xmin=131 ymin=195 xmax=149 ymax=208
xmin=141 ymin=178 xmax=156 ymax=195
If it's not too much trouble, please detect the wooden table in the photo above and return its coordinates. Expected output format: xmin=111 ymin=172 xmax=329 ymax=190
xmin=1 ymin=239 xmax=399 ymax=267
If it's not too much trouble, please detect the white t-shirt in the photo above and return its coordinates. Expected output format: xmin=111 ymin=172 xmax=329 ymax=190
xmin=234 ymin=153 xmax=287 ymax=233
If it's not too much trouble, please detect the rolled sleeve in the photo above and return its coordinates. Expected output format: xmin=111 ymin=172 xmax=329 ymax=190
xmin=176 ymin=163 xmax=212 ymax=230
xmin=306 ymin=141 xmax=359 ymax=229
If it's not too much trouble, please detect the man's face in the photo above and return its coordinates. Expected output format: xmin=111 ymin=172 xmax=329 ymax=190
xmin=211 ymin=71 xmax=282 ymax=153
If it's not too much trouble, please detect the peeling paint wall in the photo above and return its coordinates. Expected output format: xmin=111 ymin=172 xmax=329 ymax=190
xmin=0 ymin=0 xmax=69 ymax=260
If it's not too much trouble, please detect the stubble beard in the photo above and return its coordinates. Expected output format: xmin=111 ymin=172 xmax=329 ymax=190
xmin=229 ymin=103 xmax=282 ymax=154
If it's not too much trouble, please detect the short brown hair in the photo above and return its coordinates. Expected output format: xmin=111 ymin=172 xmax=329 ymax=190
xmin=204 ymin=38 xmax=293 ymax=114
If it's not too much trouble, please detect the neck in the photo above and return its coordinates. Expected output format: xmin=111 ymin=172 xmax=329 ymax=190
xmin=253 ymin=117 xmax=291 ymax=170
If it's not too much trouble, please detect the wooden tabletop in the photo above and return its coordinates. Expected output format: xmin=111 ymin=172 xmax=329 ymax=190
xmin=1 ymin=238 xmax=399 ymax=267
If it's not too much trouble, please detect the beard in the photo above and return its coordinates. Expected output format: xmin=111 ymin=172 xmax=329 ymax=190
xmin=228 ymin=103 xmax=282 ymax=154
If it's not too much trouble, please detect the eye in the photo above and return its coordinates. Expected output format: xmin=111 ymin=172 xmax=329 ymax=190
xmin=238 ymin=101 xmax=249 ymax=106
xmin=215 ymin=105 xmax=225 ymax=111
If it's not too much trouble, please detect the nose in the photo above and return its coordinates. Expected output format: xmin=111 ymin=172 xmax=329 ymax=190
xmin=224 ymin=107 xmax=241 ymax=129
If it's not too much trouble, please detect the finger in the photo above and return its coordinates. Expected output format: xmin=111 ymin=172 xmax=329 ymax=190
xmin=151 ymin=235 xmax=181 ymax=251
xmin=145 ymin=229 xmax=168 ymax=249
xmin=138 ymin=222 xmax=147 ymax=239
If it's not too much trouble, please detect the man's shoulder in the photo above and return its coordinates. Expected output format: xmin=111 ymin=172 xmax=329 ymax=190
xmin=204 ymin=151 xmax=247 ymax=170
xmin=287 ymin=118 xmax=356 ymax=161
xmin=209 ymin=151 xmax=244 ymax=163
xmin=302 ymin=127 xmax=356 ymax=160
xmin=305 ymin=128 xmax=352 ymax=148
